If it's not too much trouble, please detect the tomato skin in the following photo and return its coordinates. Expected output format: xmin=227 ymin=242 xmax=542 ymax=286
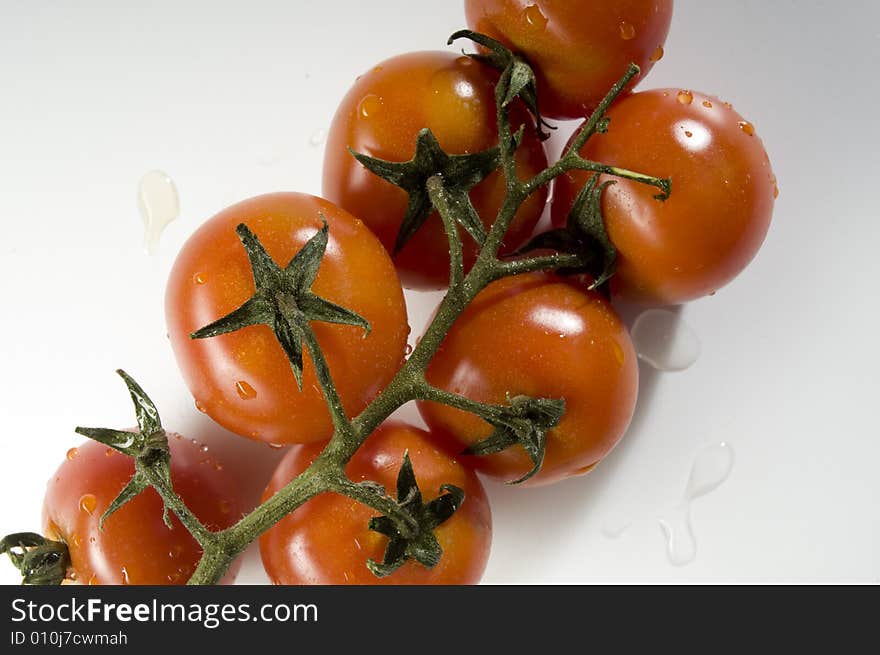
xmin=322 ymin=51 xmax=548 ymax=290
xmin=165 ymin=192 xmax=409 ymax=445
xmin=465 ymin=0 xmax=674 ymax=120
xmin=260 ymin=422 xmax=492 ymax=584
xmin=551 ymin=89 xmax=776 ymax=305
xmin=418 ymin=272 xmax=638 ymax=486
xmin=42 ymin=437 xmax=243 ymax=585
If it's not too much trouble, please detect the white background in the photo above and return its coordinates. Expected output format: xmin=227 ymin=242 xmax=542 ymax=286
xmin=1 ymin=1 xmax=878 ymax=584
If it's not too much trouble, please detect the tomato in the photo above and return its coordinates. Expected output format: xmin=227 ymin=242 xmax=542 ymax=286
xmin=551 ymin=89 xmax=776 ymax=305
xmin=322 ymin=51 xmax=548 ymax=290
xmin=166 ymin=192 xmax=409 ymax=445
xmin=465 ymin=0 xmax=674 ymax=120
xmin=42 ymin=437 xmax=243 ymax=585
xmin=418 ymin=272 xmax=638 ymax=486
xmin=260 ymin=422 xmax=492 ymax=584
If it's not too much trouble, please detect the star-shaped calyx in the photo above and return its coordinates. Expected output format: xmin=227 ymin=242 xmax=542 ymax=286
xmin=466 ymin=394 xmax=565 ymax=484
xmin=366 ymin=453 xmax=465 ymax=578
xmin=75 ymin=370 xmax=174 ymax=528
xmin=190 ymin=221 xmax=370 ymax=388
xmin=517 ymin=175 xmax=619 ymax=296
xmin=352 ymin=127 xmax=518 ymax=254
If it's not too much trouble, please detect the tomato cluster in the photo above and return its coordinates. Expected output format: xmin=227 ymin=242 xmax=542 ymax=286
xmin=22 ymin=1 xmax=774 ymax=586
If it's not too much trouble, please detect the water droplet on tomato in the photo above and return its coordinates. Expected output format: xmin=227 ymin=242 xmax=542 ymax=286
xmin=193 ymin=272 xmax=207 ymax=285
xmin=358 ymin=94 xmax=382 ymax=119
xmin=676 ymin=90 xmax=693 ymax=106
xmin=268 ymin=442 xmax=285 ymax=450
xmin=619 ymin=21 xmax=636 ymax=40
xmin=195 ymin=399 xmax=207 ymax=413
xmin=631 ymin=309 xmax=700 ymax=372
xmin=523 ymin=4 xmax=548 ymax=30
xmin=702 ymin=100 xmax=713 ymax=109
xmin=235 ymin=380 xmax=257 ymax=400
xmin=684 ymin=130 xmax=694 ymax=138
xmin=121 ymin=566 xmax=130 ymax=584
xmin=738 ymin=120 xmax=756 ymax=136
xmin=137 ymin=170 xmax=179 ymax=256
xmin=213 ymin=462 xmax=224 ymax=472
xmin=71 ymin=534 xmax=82 ymax=548
xmin=611 ymin=340 xmax=625 ymax=367
xmin=200 ymin=444 xmax=209 ymax=453
xmin=723 ymin=101 xmax=733 ymax=110
xmin=649 ymin=45 xmax=664 ymax=62
xmin=404 ymin=343 xmax=413 ymax=356
xmin=66 ymin=447 xmax=79 ymax=460
xmin=79 ymin=494 xmax=97 ymax=515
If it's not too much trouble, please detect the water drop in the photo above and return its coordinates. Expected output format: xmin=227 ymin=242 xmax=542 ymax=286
xmin=602 ymin=510 xmax=632 ymax=539
xmin=619 ymin=21 xmax=636 ymax=40
xmin=610 ymin=340 xmax=625 ymax=367
xmin=723 ymin=101 xmax=733 ymax=110
xmin=213 ymin=462 xmax=224 ymax=472
xmin=193 ymin=272 xmax=207 ymax=285
xmin=121 ymin=566 xmax=130 ymax=585
xmin=631 ymin=309 xmax=701 ymax=372
xmin=702 ymin=100 xmax=713 ymax=109
xmin=200 ymin=444 xmax=209 ymax=453
xmin=137 ymin=170 xmax=179 ymax=255
xmin=79 ymin=494 xmax=97 ymax=515
xmin=685 ymin=442 xmax=735 ymax=501
xmin=309 ymin=128 xmax=327 ymax=147
xmin=676 ymin=90 xmax=693 ymax=106
xmin=235 ymin=380 xmax=257 ymax=400
xmin=66 ymin=447 xmax=79 ymax=460
xmin=738 ymin=121 xmax=756 ymax=136
xmin=268 ymin=442 xmax=285 ymax=450
xmin=684 ymin=130 xmax=693 ymax=138
xmin=658 ymin=443 xmax=734 ymax=566
xmin=195 ymin=399 xmax=207 ymax=413
xmin=404 ymin=343 xmax=413 ymax=356
xmin=523 ymin=4 xmax=548 ymax=30
xmin=358 ymin=94 xmax=382 ymax=119
xmin=649 ymin=45 xmax=664 ymax=62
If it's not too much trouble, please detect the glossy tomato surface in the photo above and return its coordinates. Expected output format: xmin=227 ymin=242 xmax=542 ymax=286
xmin=166 ymin=192 xmax=409 ymax=445
xmin=260 ymin=422 xmax=492 ymax=584
xmin=322 ymin=51 xmax=548 ymax=289
xmin=465 ymin=0 xmax=674 ymax=120
xmin=552 ymin=89 xmax=776 ymax=305
xmin=418 ymin=272 xmax=638 ymax=486
xmin=43 ymin=437 xmax=243 ymax=585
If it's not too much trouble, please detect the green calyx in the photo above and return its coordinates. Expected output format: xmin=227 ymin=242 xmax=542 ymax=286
xmin=366 ymin=453 xmax=465 ymax=578
xmin=190 ymin=221 xmax=370 ymax=389
xmin=518 ymin=175 xmax=618 ymax=294
xmin=448 ymin=29 xmax=554 ymax=141
xmin=0 ymin=532 xmax=70 ymax=585
xmin=467 ymin=395 xmax=565 ymax=484
xmin=76 ymin=369 xmax=174 ymax=529
xmin=351 ymin=128 xmax=504 ymax=255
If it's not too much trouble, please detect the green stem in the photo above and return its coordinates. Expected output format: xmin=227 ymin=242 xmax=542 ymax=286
xmin=300 ymin=322 xmax=355 ymax=439
xmin=494 ymin=253 xmax=586 ymax=279
xmin=415 ymin=383 xmax=507 ymax=423
xmin=426 ymin=176 xmax=465 ymax=289
xmin=140 ymin=465 xmax=214 ymax=546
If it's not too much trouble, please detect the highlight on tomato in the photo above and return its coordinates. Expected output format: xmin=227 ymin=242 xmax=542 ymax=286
xmin=551 ymin=89 xmax=776 ymax=305
xmin=464 ymin=0 xmax=674 ymax=120
xmin=322 ymin=50 xmax=548 ymax=289
xmin=260 ymin=422 xmax=492 ymax=584
xmin=42 ymin=437 xmax=244 ymax=585
xmin=418 ymin=271 xmax=639 ymax=486
xmin=165 ymin=192 xmax=409 ymax=445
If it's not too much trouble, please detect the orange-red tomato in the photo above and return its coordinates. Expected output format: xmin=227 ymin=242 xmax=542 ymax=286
xmin=418 ymin=272 xmax=638 ymax=486
xmin=552 ymin=89 xmax=776 ymax=305
xmin=465 ymin=0 xmax=674 ymax=120
xmin=260 ymin=422 xmax=492 ymax=584
xmin=43 ymin=437 xmax=243 ymax=585
xmin=322 ymin=51 xmax=548 ymax=290
xmin=165 ymin=192 xmax=409 ymax=445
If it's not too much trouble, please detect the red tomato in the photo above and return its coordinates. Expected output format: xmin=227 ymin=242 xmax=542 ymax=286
xmin=551 ymin=89 xmax=776 ymax=304
xmin=418 ymin=272 xmax=638 ymax=486
xmin=322 ymin=51 xmax=548 ymax=290
xmin=260 ymin=422 xmax=492 ymax=584
xmin=465 ymin=0 xmax=674 ymax=120
xmin=165 ymin=192 xmax=409 ymax=445
xmin=42 ymin=437 xmax=243 ymax=585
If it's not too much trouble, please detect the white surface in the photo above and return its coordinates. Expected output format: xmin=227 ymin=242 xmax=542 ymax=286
xmin=1 ymin=0 xmax=878 ymax=584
